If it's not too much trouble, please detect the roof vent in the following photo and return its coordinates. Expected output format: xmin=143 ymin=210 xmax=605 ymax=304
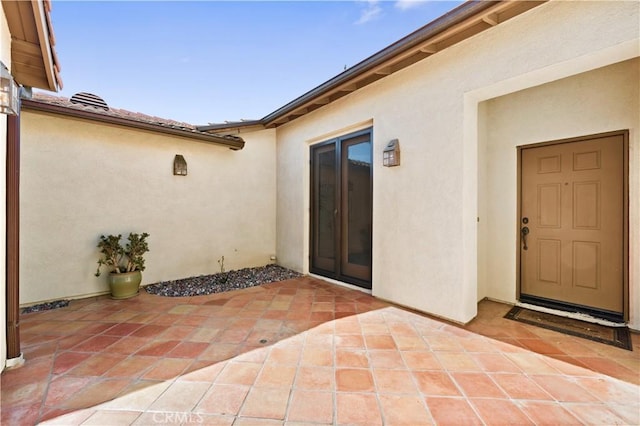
xmin=70 ymin=92 xmax=109 ymax=110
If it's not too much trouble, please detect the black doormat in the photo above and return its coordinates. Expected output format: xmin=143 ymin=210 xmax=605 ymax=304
xmin=505 ymin=306 xmax=632 ymax=351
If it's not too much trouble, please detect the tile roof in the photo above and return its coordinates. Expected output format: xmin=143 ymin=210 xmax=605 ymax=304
xmin=25 ymin=92 xmax=245 ymax=149
xmin=33 ymin=92 xmax=198 ymax=131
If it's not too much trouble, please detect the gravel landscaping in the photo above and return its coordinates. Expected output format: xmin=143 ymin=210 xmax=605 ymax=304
xmin=144 ymin=264 xmax=302 ymax=297
xmin=20 ymin=265 xmax=301 ymax=313
xmin=22 ymin=300 xmax=70 ymax=314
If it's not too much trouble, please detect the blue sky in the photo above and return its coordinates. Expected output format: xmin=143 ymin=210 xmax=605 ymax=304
xmin=49 ymin=1 xmax=463 ymax=125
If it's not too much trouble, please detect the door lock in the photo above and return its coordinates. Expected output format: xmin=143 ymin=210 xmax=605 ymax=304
xmin=521 ymin=226 xmax=529 ymax=250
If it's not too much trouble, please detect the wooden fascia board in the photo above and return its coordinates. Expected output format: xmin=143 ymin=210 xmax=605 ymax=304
xmin=22 ymin=100 xmax=246 ymax=150
xmin=31 ymin=0 xmax=57 ymax=91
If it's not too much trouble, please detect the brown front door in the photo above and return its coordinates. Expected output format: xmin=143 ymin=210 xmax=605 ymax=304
xmin=519 ymin=132 xmax=626 ymax=319
xmin=310 ymin=129 xmax=372 ymax=289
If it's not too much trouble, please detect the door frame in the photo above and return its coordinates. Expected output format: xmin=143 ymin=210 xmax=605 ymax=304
xmin=309 ymin=127 xmax=373 ymax=289
xmin=516 ymin=130 xmax=629 ymax=321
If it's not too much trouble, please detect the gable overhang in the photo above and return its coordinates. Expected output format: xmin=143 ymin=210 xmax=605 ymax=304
xmin=22 ymin=99 xmax=246 ymax=150
xmin=2 ymin=0 xmax=62 ymax=91
xmin=197 ymin=0 xmax=546 ymax=134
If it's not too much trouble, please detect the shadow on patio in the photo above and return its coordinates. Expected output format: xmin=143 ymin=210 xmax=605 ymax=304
xmin=1 ymin=276 xmax=638 ymax=425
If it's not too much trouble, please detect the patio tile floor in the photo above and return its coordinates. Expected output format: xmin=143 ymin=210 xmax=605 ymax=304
xmin=1 ymin=276 xmax=638 ymax=425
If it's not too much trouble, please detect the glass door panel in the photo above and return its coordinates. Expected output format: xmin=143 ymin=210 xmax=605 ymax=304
xmin=341 ymin=135 xmax=372 ymax=283
xmin=312 ymin=144 xmax=336 ymax=273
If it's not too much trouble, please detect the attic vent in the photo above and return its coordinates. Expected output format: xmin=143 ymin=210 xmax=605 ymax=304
xmin=70 ymin=92 xmax=109 ymax=110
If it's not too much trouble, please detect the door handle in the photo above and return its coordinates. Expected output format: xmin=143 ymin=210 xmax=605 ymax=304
xmin=521 ymin=226 xmax=529 ymax=250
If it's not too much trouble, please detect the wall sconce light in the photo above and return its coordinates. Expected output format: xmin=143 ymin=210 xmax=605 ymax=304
xmin=0 ymin=61 xmax=19 ymax=116
xmin=383 ymin=139 xmax=400 ymax=167
xmin=173 ymin=154 xmax=187 ymax=176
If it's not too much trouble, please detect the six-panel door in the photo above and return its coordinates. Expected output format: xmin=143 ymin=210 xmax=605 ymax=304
xmin=520 ymin=134 xmax=624 ymax=315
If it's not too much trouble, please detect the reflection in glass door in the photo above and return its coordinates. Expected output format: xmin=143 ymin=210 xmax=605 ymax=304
xmin=312 ymin=144 xmax=336 ymax=273
xmin=311 ymin=129 xmax=372 ymax=288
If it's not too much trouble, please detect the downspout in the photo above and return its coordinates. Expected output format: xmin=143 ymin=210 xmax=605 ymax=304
xmin=5 ymin=94 xmax=23 ymax=369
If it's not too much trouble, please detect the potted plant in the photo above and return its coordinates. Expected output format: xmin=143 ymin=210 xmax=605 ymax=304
xmin=95 ymin=232 xmax=150 ymax=299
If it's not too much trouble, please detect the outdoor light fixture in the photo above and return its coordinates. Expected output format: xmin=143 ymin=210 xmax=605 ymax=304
xmin=0 ymin=61 xmax=19 ymax=116
xmin=173 ymin=154 xmax=187 ymax=176
xmin=383 ymin=139 xmax=400 ymax=167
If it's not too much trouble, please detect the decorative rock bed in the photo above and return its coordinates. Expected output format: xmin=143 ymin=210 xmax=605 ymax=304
xmin=144 ymin=264 xmax=302 ymax=297
xmin=20 ymin=265 xmax=301 ymax=313
xmin=22 ymin=300 xmax=70 ymax=314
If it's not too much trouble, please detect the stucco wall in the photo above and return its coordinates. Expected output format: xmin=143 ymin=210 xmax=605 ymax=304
xmin=1 ymin=6 xmax=11 ymax=369
xmin=20 ymin=112 xmax=276 ymax=303
xmin=274 ymin=1 xmax=639 ymax=324
xmin=480 ymin=58 xmax=639 ymax=325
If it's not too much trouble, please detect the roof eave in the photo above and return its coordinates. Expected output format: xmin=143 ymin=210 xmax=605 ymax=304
xmin=196 ymin=120 xmax=265 ymax=133
xmin=2 ymin=0 xmax=62 ymax=91
xmin=22 ymin=99 xmax=246 ymax=150
xmin=257 ymin=0 xmax=545 ymax=129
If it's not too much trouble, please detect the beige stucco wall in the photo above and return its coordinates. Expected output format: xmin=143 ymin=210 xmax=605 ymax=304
xmin=479 ymin=58 xmax=639 ymax=324
xmin=1 ymin=6 xmax=10 ymax=369
xmin=274 ymin=1 xmax=639 ymax=325
xmin=20 ymin=112 xmax=276 ymax=303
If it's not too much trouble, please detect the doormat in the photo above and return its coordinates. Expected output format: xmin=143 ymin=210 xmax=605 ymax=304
xmin=504 ymin=306 xmax=632 ymax=351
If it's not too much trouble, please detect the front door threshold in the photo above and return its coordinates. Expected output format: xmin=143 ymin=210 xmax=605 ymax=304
xmin=515 ymin=302 xmax=626 ymax=328
xmin=309 ymin=273 xmax=372 ymax=295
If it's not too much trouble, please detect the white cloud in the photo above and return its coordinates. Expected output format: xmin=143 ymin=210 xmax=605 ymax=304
xmin=395 ymin=0 xmax=426 ymax=11
xmin=355 ymin=0 xmax=382 ymax=25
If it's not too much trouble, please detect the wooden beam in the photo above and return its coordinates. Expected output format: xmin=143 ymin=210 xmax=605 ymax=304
xmin=287 ymin=108 xmax=308 ymax=120
xmin=377 ymin=2 xmax=516 ymax=70
xmin=420 ymin=44 xmax=437 ymax=54
xmin=374 ymin=66 xmax=392 ymax=75
xmin=272 ymin=116 xmax=290 ymax=125
xmin=337 ymin=84 xmax=357 ymax=92
xmin=482 ymin=13 xmax=498 ymax=26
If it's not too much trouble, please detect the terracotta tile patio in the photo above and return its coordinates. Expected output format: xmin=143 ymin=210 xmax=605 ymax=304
xmin=1 ymin=276 xmax=638 ymax=425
